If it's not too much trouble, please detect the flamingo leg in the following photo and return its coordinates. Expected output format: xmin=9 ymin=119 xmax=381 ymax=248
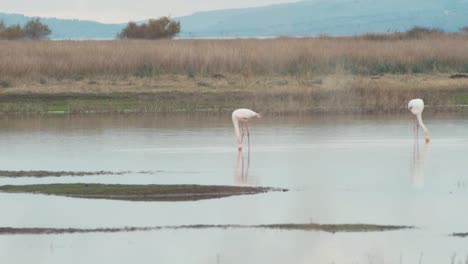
xmin=415 ymin=117 xmax=420 ymax=152
xmin=416 ymin=118 xmax=419 ymax=141
xmin=240 ymin=122 xmax=245 ymax=144
xmin=241 ymin=150 xmax=245 ymax=180
xmin=245 ymin=123 xmax=250 ymax=152
xmin=413 ymin=120 xmax=416 ymax=161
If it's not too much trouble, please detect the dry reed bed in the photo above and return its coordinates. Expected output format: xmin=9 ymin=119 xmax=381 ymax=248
xmin=1 ymin=35 xmax=467 ymax=79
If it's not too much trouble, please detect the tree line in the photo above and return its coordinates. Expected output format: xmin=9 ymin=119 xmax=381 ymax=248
xmin=0 ymin=18 xmax=51 ymax=40
xmin=0 ymin=16 xmax=181 ymax=40
xmin=0 ymin=16 xmax=466 ymax=41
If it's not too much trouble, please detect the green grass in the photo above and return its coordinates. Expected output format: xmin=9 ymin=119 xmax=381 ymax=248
xmin=0 ymin=183 xmax=281 ymax=201
xmin=452 ymin=94 xmax=468 ymax=105
xmin=0 ymin=89 xmax=466 ymax=115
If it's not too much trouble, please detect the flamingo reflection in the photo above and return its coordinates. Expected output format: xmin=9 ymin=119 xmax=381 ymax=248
xmin=411 ymin=137 xmax=429 ymax=189
xmin=234 ymin=150 xmax=258 ymax=186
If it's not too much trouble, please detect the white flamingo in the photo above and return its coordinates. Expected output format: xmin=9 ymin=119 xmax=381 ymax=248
xmin=232 ymin=108 xmax=261 ymax=150
xmin=408 ymin=98 xmax=430 ymax=143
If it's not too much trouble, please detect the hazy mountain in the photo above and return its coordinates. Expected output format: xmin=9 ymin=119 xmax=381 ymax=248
xmin=0 ymin=13 xmax=124 ymax=39
xmin=1 ymin=0 xmax=467 ymax=39
xmin=177 ymin=0 xmax=468 ymax=37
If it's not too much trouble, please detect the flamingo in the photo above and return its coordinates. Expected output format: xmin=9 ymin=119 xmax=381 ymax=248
xmin=232 ymin=108 xmax=261 ymax=150
xmin=408 ymin=98 xmax=430 ymax=144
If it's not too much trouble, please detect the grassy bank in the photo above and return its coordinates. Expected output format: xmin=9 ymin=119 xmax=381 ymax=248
xmin=0 ymin=170 xmax=159 ymax=177
xmin=0 ymin=74 xmax=467 ymax=114
xmin=0 ymin=36 xmax=467 ymax=114
xmin=0 ymin=183 xmax=283 ymax=201
xmin=0 ymin=170 xmax=129 ymax=177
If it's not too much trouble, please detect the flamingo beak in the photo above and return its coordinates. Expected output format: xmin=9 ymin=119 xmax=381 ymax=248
xmin=425 ymin=137 xmax=430 ymax=144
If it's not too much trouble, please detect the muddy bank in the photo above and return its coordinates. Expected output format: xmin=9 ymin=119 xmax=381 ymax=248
xmin=0 ymin=184 xmax=283 ymax=201
xmin=451 ymin=233 xmax=468 ymax=238
xmin=255 ymin=223 xmax=414 ymax=233
xmin=0 ymin=223 xmax=414 ymax=235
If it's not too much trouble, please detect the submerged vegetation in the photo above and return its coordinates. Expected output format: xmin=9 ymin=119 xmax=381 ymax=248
xmin=0 ymin=223 xmax=413 ymax=235
xmin=0 ymin=184 xmax=282 ymax=201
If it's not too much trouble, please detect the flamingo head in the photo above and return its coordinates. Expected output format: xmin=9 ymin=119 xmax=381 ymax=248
xmin=255 ymin=113 xmax=262 ymax=118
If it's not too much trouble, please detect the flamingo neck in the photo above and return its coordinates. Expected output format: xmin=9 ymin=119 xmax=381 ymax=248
xmin=416 ymin=113 xmax=430 ymax=142
xmin=232 ymin=116 xmax=241 ymax=145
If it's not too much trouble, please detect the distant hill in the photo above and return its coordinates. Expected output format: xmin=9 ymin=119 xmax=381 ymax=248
xmin=0 ymin=13 xmax=124 ymax=39
xmin=177 ymin=0 xmax=468 ymax=37
xmin=1 ymin=0 xmax=467 ymax=39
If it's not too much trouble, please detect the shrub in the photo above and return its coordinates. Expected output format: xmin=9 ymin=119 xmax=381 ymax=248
xmin=0 ymin=25 xmax=24 ymax=40
xmin=0 ymin=80 xmax=12 ymax=88
xmin=460 ymin=26 xmax=468 ymax=34
xmin=135 ymin=63 xmax=154 ymax=77
xmin=0 ymin=19 xmax=51 ymax=40
xmin=404 ymin=27 xmax=444 ymax=39
xmin=23 ymin=18 xmax=51 ymax=39
xmin=118 ymin=17 xmax=180 ymax=39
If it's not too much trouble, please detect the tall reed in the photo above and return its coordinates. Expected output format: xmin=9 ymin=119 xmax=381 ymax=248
xmin=0 ymin=34 xmax=467 ymax=79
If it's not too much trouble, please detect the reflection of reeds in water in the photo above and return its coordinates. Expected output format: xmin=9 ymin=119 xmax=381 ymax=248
xmin=411 ymin=141 xmax=429 ymax=189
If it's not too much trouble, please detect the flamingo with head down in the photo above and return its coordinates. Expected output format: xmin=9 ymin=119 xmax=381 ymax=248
xmin=232 ymin=108 xmax=261 ymax=151
xmin=408 ymin=98 xmax=430 ymax=144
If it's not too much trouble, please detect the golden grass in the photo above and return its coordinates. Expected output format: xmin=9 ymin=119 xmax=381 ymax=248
xmin=0 ymin=34 xmax=467 ymax=79
xmin=3 ymin=74 xmax=466 ymax=95
xmin=0 ymin=35 xmax=466 ymax=114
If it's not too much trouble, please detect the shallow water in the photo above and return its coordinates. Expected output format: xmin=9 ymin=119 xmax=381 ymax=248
xmin=0 ymin=113 xmax=467 ymax=263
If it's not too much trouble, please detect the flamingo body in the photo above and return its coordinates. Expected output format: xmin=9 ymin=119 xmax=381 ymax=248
xmin=408 ymin=98 xmax=430 ymax=143
xmin=232 ymin=108 xmax=261 ymax=150
xmin=408 ymin=98 xmax=424 ymax=115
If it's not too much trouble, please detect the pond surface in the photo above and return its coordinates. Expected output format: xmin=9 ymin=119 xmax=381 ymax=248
xmin=0 ymin=113 xmax=467 ymax=263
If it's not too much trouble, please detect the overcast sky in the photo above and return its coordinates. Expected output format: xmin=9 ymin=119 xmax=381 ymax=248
xmin=0 ymin=0 xmax=300 ymax=23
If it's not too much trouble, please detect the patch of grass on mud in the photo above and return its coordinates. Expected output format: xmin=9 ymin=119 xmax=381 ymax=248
xmin=451 ymin=233 xmax=468 ymax=238
xmin=0 ymin=184 xmax=282 ymax=201
xmin=0 ymin=223 xmax=413 ymax=235
xmin=256 ymin=223 xmax=414 ymax=233
xmin=0 ymin=170 xmax=129 ymax=177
